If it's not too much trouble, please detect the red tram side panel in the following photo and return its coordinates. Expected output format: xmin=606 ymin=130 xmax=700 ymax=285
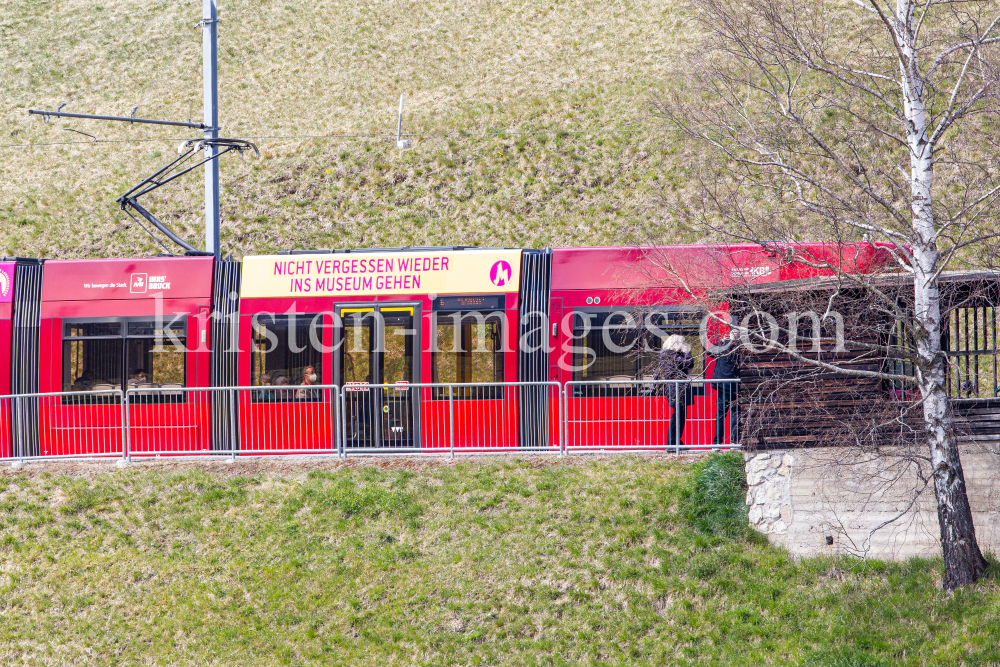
xmin=238 ymin=391 xmax=337 ymax=453
xmin=39 ymin=256 xmax=215 ymax=456
xmin=125 ymin=398 xmax=213 ymax=455
xmin=39 ymin=399 xmax=124 ymax=457
xmin=549 ymin=244 xmax=891 ymax=449
xmin=1 ymin=261 xmax=15 ymax=457
xmin=237 ymin=249 xmax=525 ymax=451
xmin=563 ymin=391 xmax=734 ymax=450
xmin=417 ymin=387 xmax=523 ymax=450
xmin=0 ymin=261 xmax=13 ymax=397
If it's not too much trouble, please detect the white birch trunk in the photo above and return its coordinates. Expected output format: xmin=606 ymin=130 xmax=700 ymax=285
xmin=898 ymin=0 xmax=988 ymax=588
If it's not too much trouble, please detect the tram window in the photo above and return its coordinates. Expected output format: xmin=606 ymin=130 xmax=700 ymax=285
xmin=432 ymin=312 xmax=504 ymax=398
xmin=66 ymin=322 xmax=122 ymax=338
xmin=251 ymin=314 xmax=325 ymax=402
xmin=63 ymin=338 xmax=124 ymax=391
xmin=61 ymin=318 xmax=188 ymax=399
xmin=126 ymin=341 xmax=186 ymax=387
xmin=571 ymin=310 xmax=704 ymax=383
xmin=128 ymin=321 xmax=184 ymax=337
xmin=382 ymin=309 xmax=415 ymax=386
xmin=341 ymin=312 xmax=373 ymax=385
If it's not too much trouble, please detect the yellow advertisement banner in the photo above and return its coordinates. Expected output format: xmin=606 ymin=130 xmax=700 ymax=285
xmin=241 ymin=249 xmax=523 ymax=298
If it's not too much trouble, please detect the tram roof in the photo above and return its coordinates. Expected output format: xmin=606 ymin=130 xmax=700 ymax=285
xmin=743 ymin=269 xmax=997 ymax=291
xmin=550 ymin=243 xmax=895 ymax=291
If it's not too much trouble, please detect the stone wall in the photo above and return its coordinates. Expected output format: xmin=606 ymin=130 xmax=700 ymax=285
xmin=744 ymin=446 xmax=1000 ymax=559
xmin=745 ymin=451 xmax=794 ymax=534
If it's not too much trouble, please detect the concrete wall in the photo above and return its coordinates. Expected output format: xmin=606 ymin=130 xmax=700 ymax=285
xmin=745 ymin=445 xmax=1000 ymax=559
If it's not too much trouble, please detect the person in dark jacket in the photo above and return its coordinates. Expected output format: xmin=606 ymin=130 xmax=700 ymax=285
xmin=710 ymin=328 xmax=742 ymax=445
xmin=658 ymin=334 xmax=694 ymax=447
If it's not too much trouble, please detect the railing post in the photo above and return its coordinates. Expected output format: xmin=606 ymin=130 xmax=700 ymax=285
xmin=568 ymin=382 xmax=576 ymax=454
xmin=734 ymin=379 xmax=740 ymax=449
xmin=228 ymin=388 xmax=237 ymax=461
xmin=14 ymin=395 xmax=24 ymax=465
xmin=560 ymin=383 xmax=566 ymax=456
xmin=339 ymin=387 xmax=346 ymax=460
xmin=711 ymin=378 xmax=720 ymax=451
xmin=121 ymin=388 xmax=130 ymax=463
xmin=558 ymin=382 xmax=565 ymax=457
xmin=332 ymin=386 xmax=339 ymax=458
xmin=448 ymin=385 xmax=455 ymax=459
xmin=675 ymin=380 xmax=680 ymax=457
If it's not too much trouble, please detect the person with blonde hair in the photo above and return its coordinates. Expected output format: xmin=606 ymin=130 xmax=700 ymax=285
xmin=662 ymin=334 xmax=687 ymax=353
xmin=657 ymin=334 xmax=694 ymax=447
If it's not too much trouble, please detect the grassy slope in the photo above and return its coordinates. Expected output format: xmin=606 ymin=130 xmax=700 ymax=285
xmin=1 ymin=454 xmax=997 ymax=665
xmin=0 ymin=0 xmax=697 ymax=259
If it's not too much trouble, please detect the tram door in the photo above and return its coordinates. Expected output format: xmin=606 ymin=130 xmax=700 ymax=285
xmin=340 ymin=306 xmax=417 ymax=448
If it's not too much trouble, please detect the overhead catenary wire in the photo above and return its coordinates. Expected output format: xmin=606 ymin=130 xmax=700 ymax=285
xmin=237 ymin=128 xmax=668 ymax=140
xmin=1 ymin=126 xmax=671 ymax=149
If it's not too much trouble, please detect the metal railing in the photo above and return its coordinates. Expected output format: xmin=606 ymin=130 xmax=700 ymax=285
xmin=564 ymin=378 xmax=740 ymax=453
xmin=0 ymin=380 xmax=738 ymax=464
xmin=125 ymin=385 xmax=342 ymax=458
xmin=340 ymin=382 xmax=562 ymax=455
xmin=0 ymin=389 xmax=126 ymax=464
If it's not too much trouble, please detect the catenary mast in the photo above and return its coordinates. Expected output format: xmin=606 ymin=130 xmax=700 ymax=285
xmin=202 ymin=0 xmax=221 ymax=257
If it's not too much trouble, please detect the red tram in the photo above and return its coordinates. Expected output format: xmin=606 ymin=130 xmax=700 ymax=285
xmin=1 ymin=243 xmax=892 ymax=457
xmin=0 ymin=261 xmax=15 ymax=398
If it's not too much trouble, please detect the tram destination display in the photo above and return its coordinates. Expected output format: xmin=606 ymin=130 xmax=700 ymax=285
xmin=241 ymin=249 xmax=523 ymax=298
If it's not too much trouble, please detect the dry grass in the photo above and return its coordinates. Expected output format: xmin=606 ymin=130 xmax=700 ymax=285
xmin=0 ymin=0 xmax=700 ymax=259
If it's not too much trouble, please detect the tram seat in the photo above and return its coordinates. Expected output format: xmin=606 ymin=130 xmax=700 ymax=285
xmin=133 ymin=383 xmax=155 ymax=398
xmin=639 ymin=375 xmax=656 ymax=396
xmin=607 ymin=375 xmax=633 ymax=391
xmin=81 ymin=384 xmax=115 ymax=403
xmin=160 ymin=383 xmax=183 ymax=397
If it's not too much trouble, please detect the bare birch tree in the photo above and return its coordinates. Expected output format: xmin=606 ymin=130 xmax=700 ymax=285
xmin=657 ymin=0 xmax=1000 ymax=587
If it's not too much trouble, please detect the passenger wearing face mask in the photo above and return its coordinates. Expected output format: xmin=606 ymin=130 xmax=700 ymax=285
xmin=296 ymin=365 xmax=319 ymax=400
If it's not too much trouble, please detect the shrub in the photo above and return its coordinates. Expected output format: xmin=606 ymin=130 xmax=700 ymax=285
xmin=677 ymin=452 xmax=756 ymax=540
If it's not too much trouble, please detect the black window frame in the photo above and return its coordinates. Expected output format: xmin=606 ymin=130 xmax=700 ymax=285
xmin=431 ymin=301 xmax=507 ymax=400
xmin=250 ymin=312 xmax=329 ymax=403
xmin=569 ymin=306 xmax=705 ymax=395
xmin=61 ymin=315 xmax=189 ymax=404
